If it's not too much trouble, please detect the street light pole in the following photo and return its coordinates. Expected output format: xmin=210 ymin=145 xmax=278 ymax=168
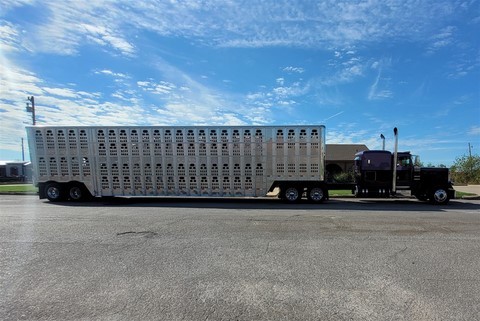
xmin=21 ymin=138 xmax=25 ymax=161
xmin=26 ymin=96 xmax=36 ymax=125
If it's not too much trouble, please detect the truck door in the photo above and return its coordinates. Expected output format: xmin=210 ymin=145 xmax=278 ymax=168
xmin=396 ymin=154 xmax=413 ymax=187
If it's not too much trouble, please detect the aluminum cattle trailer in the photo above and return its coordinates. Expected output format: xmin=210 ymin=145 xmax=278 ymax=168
xmin=27 ymin=125 xmax=327 ymax=203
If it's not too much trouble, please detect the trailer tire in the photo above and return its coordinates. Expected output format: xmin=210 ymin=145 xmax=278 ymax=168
xmin=68 ymin=183 xmax=90 ymax=201
xmin=45 ymin=182 xmax=65 ymax=202
xmin=429 ymin=187 xmax=450 ymax=205
xmin=307 ymin=186 xmax=325 ymax=203
xmin=283 ymin=186 xmax=301 ymax=203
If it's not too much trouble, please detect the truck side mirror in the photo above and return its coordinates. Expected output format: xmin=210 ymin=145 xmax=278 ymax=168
xmin=413 ymin=155 xmax=421 ymax=166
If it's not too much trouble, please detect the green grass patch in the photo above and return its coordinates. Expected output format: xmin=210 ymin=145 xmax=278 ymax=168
xmin=329 ymin=189 xmax=354 ymax=197
xmin=455 ymin=191 xmax=476 ymax=198
xmin=0 ymin=184 xmax=38 ymax=193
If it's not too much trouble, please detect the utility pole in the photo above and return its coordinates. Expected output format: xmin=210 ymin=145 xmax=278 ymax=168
xmin=468 ymin=143 xmax=474 ymax=183
xmin=21 ymin=138 xmax=25 ymax=161
xmin=26 ymin=96 xmax=36 ymax=125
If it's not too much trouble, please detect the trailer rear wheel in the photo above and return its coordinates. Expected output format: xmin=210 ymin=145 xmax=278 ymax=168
xmin=45 ymin=183 xmax=65 ymax=202
xmin=68 ymin=183 xmax=90 ymax=201
xmin=430 ymin=187 xmax=449 ymax=205
xmin=308 ymin=186 xmax=325 ymax=203
xmin=283 ymin=186 xmax=301 ymax=203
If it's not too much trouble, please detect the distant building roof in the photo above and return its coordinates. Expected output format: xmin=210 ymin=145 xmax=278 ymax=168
xmin=326 ymin=144 xmax=369 ymax=161
xmin=0 ymin=161 xmax=31 ymax=166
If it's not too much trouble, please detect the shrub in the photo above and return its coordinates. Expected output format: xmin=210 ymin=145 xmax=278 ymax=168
xmin=450 ymin=154 xmax=480 ymax=184
xmin=333 ymin=171 xmax=355 ymax=183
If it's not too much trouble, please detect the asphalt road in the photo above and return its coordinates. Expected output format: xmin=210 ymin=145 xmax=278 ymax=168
xmin=1 ymin=195 xmax=479 ymax=321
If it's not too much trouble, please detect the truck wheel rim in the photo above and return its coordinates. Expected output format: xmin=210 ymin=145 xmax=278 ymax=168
xmin=69 ymin=187 xmax=82 ymax=200
xmin=285 ymin=188 xmax=299 ymax=201
xmin=310 ymin=188 xmax=324 ymax=202
xmin=47 ymin=187 xmax=60 ymax=199
xmin=433 ymin=189 xmax=447 ymax=203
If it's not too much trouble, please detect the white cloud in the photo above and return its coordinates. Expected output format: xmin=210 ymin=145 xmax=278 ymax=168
xmin=0 ymin=0 xmax=466 ymax=57
xmin=137 ymin=80 xmax=177 ymax=96
xmin=0 ymin=57 xmax=159 ymax=155
xmin=1 ymin=0 xmax=476 ymax=164
xmin=0 ymin=57 xmax=43 ymax=100
xmin=322 ymin=63 xmax=365 ymax=86
xmin=155 ymin=82 xmax=177 ymax=95
xmin=137 ymin=81 xmax=151 ymax=88
xmin=368 ymin=59 xmax=393 ymax=100
xmin=368 ymin=75 xmax=393 ymax=100
xmin=95 ymin=69 xmax=128 ymax=78
xmin=12 ymin=3 xmax=135 ymax=56
xmin=468 ymin=126 xmax=480 ymax=136
xmin=283 ymin=66 xmax=305 ymax=73
xmin=427 ymin=26 xmax=456 ymax=54
xmin=80 ymin=23 xmax=135 ymax=56
xmin=42 ymin=87 xmax=79 ymax=98
xmin=0 ymin=21 xmax=23 ymax=52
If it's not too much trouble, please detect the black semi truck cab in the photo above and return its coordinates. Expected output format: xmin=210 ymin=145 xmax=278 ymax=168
xmin=354 ymin=150 xmax=455 ymax=204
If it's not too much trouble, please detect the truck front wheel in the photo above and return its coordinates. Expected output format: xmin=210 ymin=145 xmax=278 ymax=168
xmin=430 ymin=187 xmax=449 ymax=205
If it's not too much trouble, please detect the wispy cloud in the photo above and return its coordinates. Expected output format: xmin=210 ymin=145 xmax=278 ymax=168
xmin=447 ymin=55 xmax=479 ymax=79
xmin=283 ymin=66 xmax=305 ymax=73
xmin=1 ymin=1 xmax=466 ymax=57
xmin=0 ymin=0 xmax=477 ymax=165
xmin=0 ymin=21 xmax=23 ymax=52
xmin=323 ymin=111 xmax=344 ymax=122
xmin=138 ymin=80 xmax=178 ymax=96
xmin=368 ymin=59 xmax=393 ymax=100
xmin=0 ymin=56 xmax=156 ymax=153
xmin=133 ymin=59 xmax=253 ymax=125
xmin=94 ymin=69 xmax=129 ymax=79
xmin=246 ymin=79 xmax=310 ymax=116
xmin=468 ymin=126 xmax=480 ymax=136
xmin=426 ymin=26 xmax=456 ymax=54
xmin=80 ymin=23 xmax=135 ymax=56
xmin=321 ymin=50 xmax=365 ymax=85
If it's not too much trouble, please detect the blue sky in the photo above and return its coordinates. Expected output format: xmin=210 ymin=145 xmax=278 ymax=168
xmin=1 ymin=0 xmax=479 ymax=166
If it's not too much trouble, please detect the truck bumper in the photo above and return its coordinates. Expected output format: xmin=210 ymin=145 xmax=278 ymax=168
xmin=448 ymin=187 xmax=455 ymax=200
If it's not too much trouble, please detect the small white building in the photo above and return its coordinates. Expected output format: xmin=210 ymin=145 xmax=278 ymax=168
xmin=0 ymin=161 xmax=32 ymax=182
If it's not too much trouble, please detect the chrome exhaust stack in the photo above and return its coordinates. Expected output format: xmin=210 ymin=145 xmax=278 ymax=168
xmin=392 ymin=127 xmax=398 ymax=195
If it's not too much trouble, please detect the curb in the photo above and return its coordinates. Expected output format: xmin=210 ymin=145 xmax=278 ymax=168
xmin=461 ymin=195 xmax=480 ymax=200
xmin=0 ymin=192 xmax=38 ymax=195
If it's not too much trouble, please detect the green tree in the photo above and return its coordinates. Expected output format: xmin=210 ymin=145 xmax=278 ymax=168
xmin=450 ymin=154 xmax=480 ymax=184
xmin=425 ymin=162 xmax=447 ymax=168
